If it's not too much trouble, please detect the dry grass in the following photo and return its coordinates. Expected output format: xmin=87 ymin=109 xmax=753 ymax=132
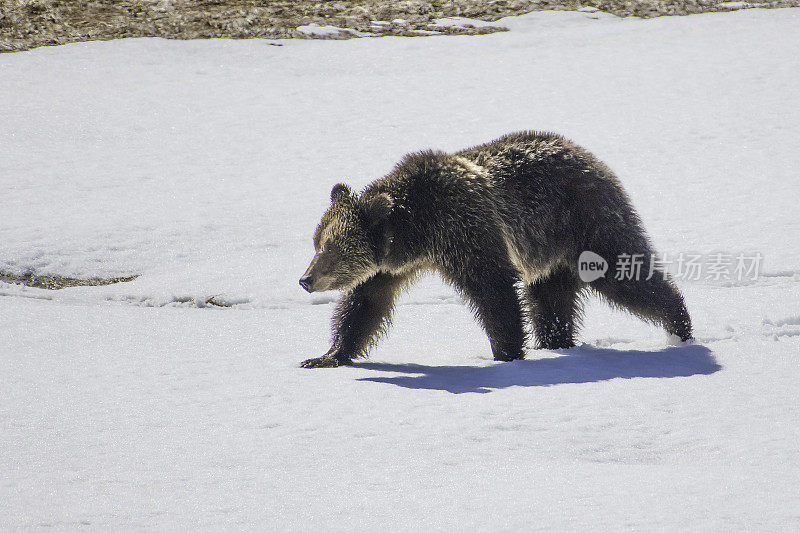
xmin=2 ymin=0 xmax=797 ymax=53
xmin=0 ymin=271 xmax=139 ymax=290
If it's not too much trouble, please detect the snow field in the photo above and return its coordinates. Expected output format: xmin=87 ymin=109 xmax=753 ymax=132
xmin=1 ymin=8 xmax=799 ymax=530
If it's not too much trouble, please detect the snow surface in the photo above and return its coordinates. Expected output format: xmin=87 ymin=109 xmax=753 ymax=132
xmin=717 ymin=2 xmax=767 ymax=9
xmin=2 ymin=8 xmax=800 ymax=530
xmin=296 ymin=23 xmax=375 ymax=38
xmin=430 ymin=17 xmax=506 ymax=29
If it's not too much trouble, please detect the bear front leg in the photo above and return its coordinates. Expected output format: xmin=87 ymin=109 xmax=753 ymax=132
xmin=445 ymin=261 xmax=527 ymax=362
xmin=300 ymin=271 xmax=409 ymax=368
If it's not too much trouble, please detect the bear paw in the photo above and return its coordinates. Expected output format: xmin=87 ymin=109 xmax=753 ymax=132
xmin=300 ymin=355 xmax=351 ymax=368
xmin=493 ymin=349 xmax=525 ymax=362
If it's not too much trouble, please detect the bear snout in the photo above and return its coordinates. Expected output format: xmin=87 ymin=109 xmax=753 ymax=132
xmin=299 ymin=275 xmax=314 ymax=293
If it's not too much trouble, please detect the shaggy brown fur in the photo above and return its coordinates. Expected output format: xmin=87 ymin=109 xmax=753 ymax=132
xmin=299 ymin=131 xmax=692 ymax=368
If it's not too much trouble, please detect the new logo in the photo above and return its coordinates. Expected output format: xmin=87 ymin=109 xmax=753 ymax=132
xmin=578 ymin=251 xmax=608 ymax=282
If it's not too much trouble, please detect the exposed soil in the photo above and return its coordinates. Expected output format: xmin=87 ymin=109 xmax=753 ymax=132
xmin=1 ymin=0 xmax=797 ymax=53
xmin=0 ymin=271 xmax=138 ymax=290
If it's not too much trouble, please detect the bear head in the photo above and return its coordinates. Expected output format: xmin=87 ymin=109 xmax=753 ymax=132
xmin=299 ymin=183 xmax=393 ymax=293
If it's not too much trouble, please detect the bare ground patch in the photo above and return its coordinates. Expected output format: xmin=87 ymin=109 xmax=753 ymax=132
xmin=0 ymin=271 xmax=139 ymax=290
xmin=1 ymin=0 xmax=798 ymax=53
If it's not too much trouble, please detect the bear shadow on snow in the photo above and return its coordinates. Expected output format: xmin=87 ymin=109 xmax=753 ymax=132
xmin=354 ymin=344 xmax=719 ymax=394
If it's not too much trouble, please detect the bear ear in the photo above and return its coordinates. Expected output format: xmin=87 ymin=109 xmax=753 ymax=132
xmin=331 ymin=183 xmax=352 ymax=204
xmin=363 ymin=193 xmax=394 ymax=223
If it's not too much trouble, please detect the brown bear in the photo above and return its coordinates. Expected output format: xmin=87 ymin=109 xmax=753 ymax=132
xmin=299 ymin=131 xmax=692 ymax=368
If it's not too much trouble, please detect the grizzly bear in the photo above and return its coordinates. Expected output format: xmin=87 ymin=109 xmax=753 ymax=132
xmin=299 ymin=131 xmax=692 ymax=368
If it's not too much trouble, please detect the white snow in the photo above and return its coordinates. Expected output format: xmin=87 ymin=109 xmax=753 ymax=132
xmin=297 ymin=23 xmax=375 ymax=38
xmin=2 ymin=8 xmax=800 ymax=530
xmin=430 ymin=16 xmax=506 ymax=29
xmin=717 ymin=1 xmax=767 ymax=9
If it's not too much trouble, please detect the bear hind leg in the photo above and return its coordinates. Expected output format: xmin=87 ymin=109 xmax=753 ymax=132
xmin=526 ymin=266 xmax=584 ymax=349
xmin=591 ymin=274 xmax=693 ymax=342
